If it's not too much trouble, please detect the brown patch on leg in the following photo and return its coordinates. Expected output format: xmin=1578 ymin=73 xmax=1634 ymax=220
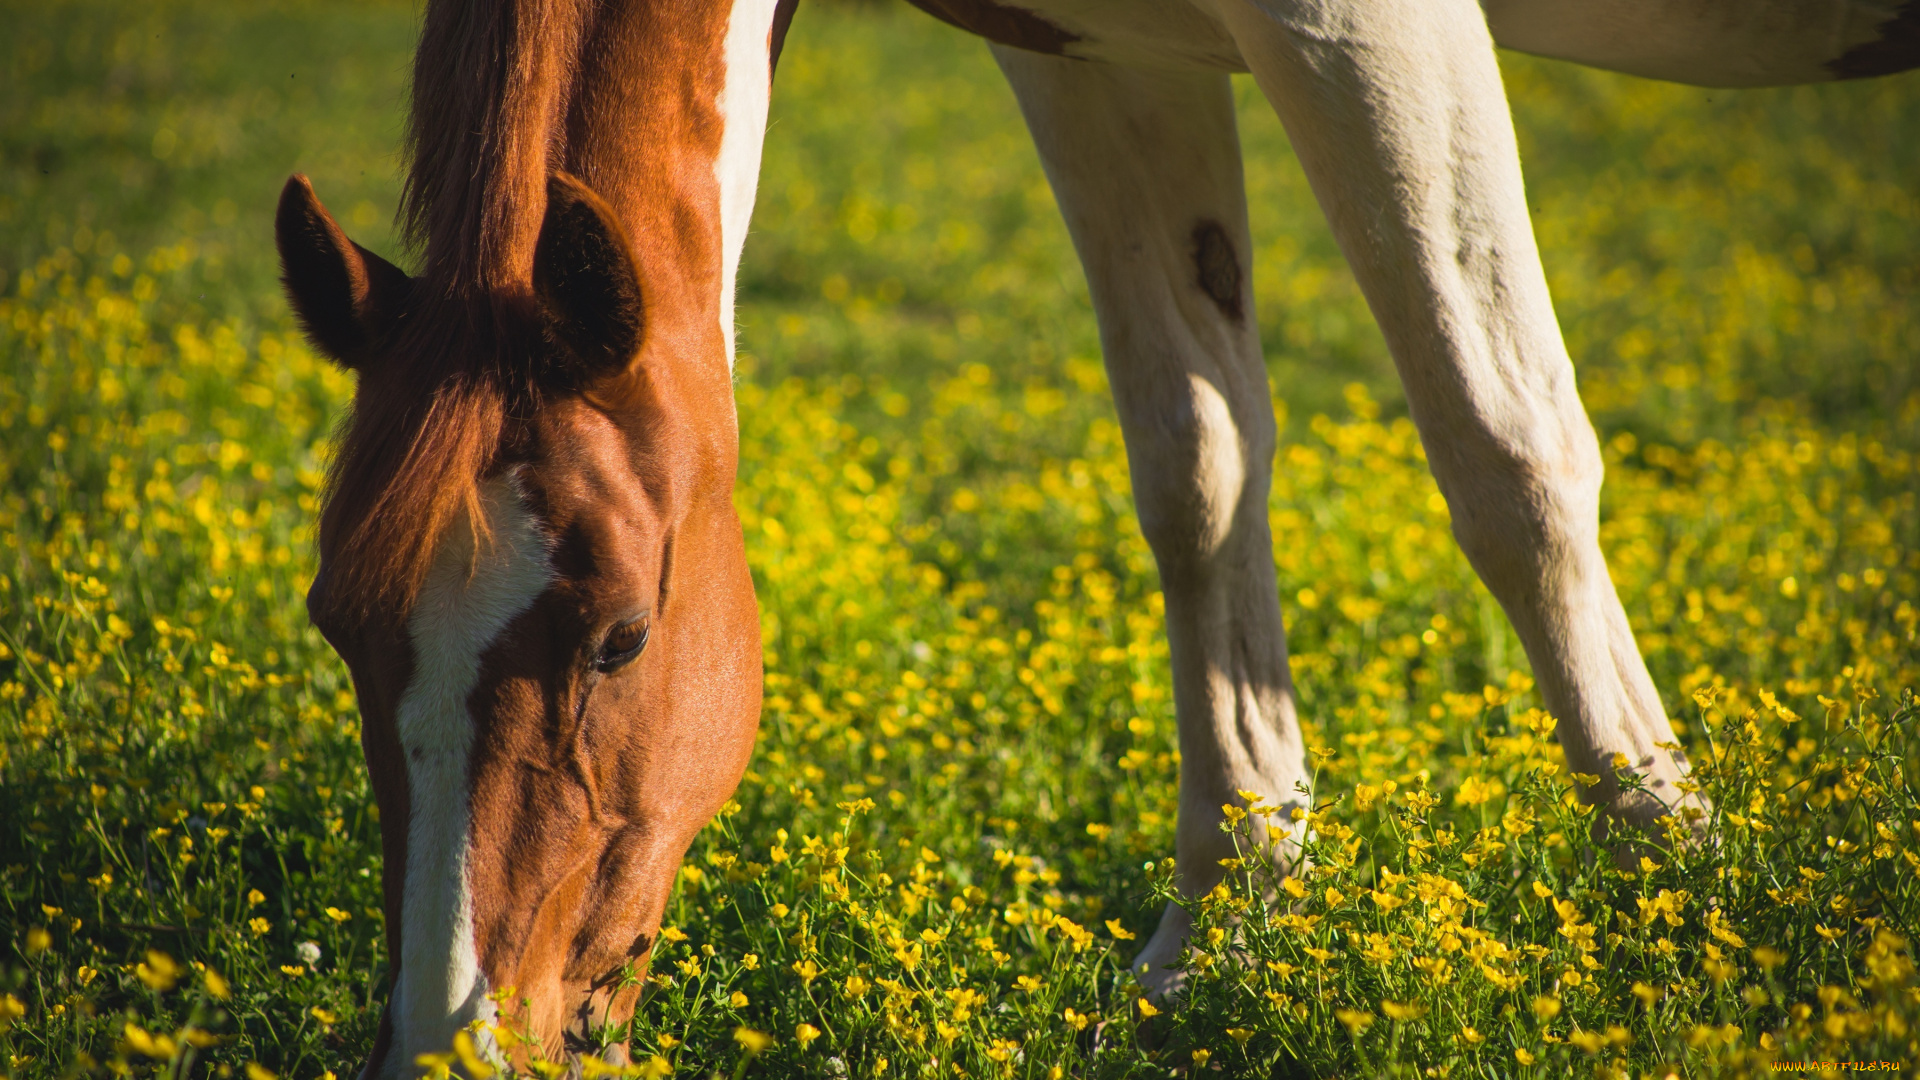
xmin=902 ymin=0 xmax=1080 ymax=55
xmin=1192 ymin=220 xmax=1243 ymax=322
xmin=1830 ymin=1 xmax=1920 ymax=78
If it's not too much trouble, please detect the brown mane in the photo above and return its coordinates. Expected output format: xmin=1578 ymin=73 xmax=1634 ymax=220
xmin=319 ymin=0 xmax=588 ymax=620
xmin=402 ymin=0 xmax=587 ymax=292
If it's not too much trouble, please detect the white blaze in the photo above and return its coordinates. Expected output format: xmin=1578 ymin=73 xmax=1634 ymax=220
xmin=385 ymin=477 xmax=551 ymax=1075
xmin=714 ymin=0 xmax=781 ymax=365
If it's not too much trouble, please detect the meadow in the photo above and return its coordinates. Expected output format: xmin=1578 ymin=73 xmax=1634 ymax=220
xmin=3 ymin=1 xmax=1919 ymax=1077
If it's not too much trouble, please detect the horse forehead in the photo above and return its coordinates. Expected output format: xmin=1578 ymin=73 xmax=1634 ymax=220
xmin=528 ymin=402 xmax=684 ymax=520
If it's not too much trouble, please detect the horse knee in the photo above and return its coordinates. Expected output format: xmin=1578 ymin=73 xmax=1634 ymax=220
xmin=1437 ymin=409 xmax=1605 ymax=592
xmin=1121 ymin=369 xmax=1273 ymax=579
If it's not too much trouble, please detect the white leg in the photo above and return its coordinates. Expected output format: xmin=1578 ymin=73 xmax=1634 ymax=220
xmin=991 ymin=46 xmax=1312 ymax=995
xmin=1209 ymin=0 xmax=1704 ymax=831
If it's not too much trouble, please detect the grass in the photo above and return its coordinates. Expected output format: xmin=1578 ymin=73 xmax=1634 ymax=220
xmin=2 ymin=1 xmax=1918 ymax=1077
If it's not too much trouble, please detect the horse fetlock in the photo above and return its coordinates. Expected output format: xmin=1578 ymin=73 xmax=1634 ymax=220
xmin=1596 ymin=784 xmax=1714 ymax=869
xmin=1135 ymin=809 xmax=1311 ymax=1000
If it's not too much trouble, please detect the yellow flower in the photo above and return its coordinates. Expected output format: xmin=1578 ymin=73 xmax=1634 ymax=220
xmin=769 ymin=904 xmax=789 ymax=919
xmin=1015 ymin=975 xmax=1044 ymax=993
xmin=741 ymin=953 xmax=760 ymax=970
xmin=121 ymin=1021 xmax=176 ymax=1060
xmin=247 ymin=889 xmax=265 ymax=906
xmin=1382 ymin=1000 xmax=1426 ymax=1021
xmin=891 ymin=941 xmax=922 ymax=970
xmin=1531 ymin=995 xmax=1560 ymax=1019
xmin=25 ymin=927 xmax=51 ymax=955
xmin=733 ymin=1027 xmax=773 ymax=1054
xmin=1458 ymin=1026 xmax=1484 ymax=1045
xmin=1336 ymin=1009 xmax=1373 ymax=1035
xmin=250 ymin=917 xmax=271 ymax=935
xmin=1191 ymin=1049 xmax=1211 ymax=1066
xmin=1454 ymin=775 xmax=1499 ymax=807
xmin=659 ymin=926 xmax=688 ymax=943
xmin=1105 ymin=918 xmax=1135 ymax=941
xmin=204 ymin=969 xmax=231 ymax=999
xmin=137 ymin=950 xmax=183 ymax=992
xmin=1705 ymin=909 xmax=1747 ymax=949
xmin=311 ymin=1006 xmax=338 ymax=1025
xmin=730 ymin=991 xmax=749 ymax=1007
xmin=325 ymin=907 xmax=351 ymax=923
xmin=1136 ymin=997 xmax=1161 ymax=1018
xmin=1226 ymin=1027 xmax=1254 ymax=1045
xmin=794 ymin=1023 xmax=820 ymax=1048
xmin=1514 ymin=1048 xmax=1536 ymax=1065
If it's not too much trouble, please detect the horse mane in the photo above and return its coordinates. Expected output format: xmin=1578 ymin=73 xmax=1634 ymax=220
xmin=403 ymin=0 xmax=588 ymax=292
xmin=318 ymin=0 xmax=588 ymax=620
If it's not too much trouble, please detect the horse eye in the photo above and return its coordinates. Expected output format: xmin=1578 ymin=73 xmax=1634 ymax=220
xmin=595 ymin=614 xmax=649 ymax=673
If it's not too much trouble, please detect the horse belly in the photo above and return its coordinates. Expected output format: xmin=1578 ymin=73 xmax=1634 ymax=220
xmin=903 ymin=0 xmax=1248 ymax=71
xmin=1484 ymin=0 xmax=1920 ymax=85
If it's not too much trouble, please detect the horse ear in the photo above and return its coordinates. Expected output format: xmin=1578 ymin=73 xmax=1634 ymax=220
xmin=276 ymin=175 xmax=410 ymax=367
xmin=533 ymin=173 xmax=645 ymax=378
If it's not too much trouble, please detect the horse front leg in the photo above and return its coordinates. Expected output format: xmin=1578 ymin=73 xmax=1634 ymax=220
xmin=1212 ymin=0 xmax=1708 ymax=841
xmin=992 ymin=46 xmax=1314 ymax=996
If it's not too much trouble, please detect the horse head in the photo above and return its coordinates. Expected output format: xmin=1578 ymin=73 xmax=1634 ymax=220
xmin=278 ymin=170 xmax=761 ymax=1072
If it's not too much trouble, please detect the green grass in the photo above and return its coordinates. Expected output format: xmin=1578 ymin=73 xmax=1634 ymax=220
xmin=3 ymin=2 xmax=1919 ymax=1077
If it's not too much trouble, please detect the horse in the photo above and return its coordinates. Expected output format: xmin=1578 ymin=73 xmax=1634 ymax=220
xmin=274 ymin=0 xmax=1918 ymax=1070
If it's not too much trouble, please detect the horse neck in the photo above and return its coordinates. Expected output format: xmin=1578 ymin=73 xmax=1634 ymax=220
xmin=410 ymin=0 xmax=782 ymax=371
